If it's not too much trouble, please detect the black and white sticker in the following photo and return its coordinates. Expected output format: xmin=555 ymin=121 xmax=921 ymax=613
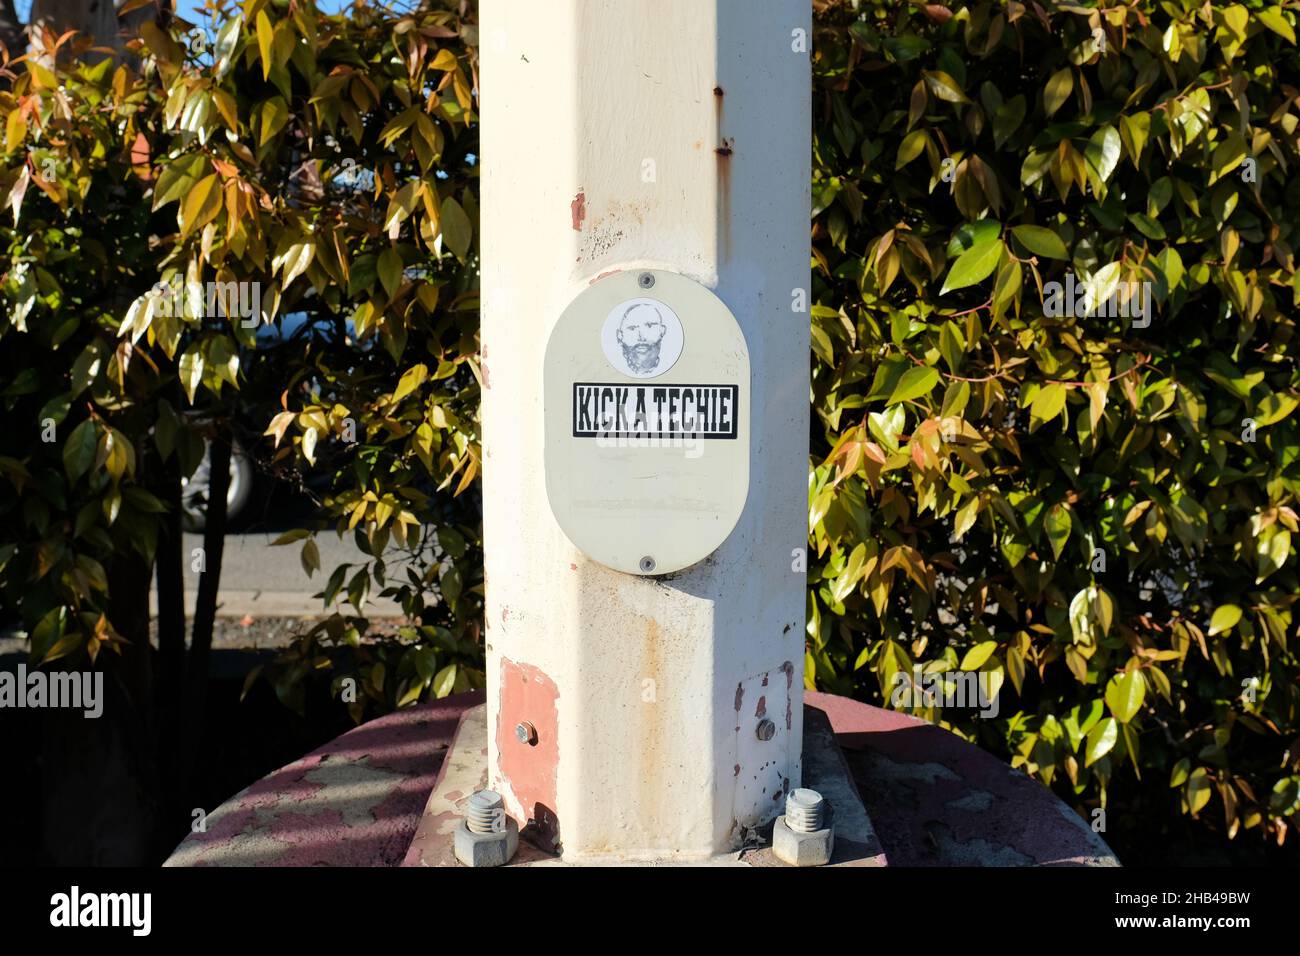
xmin=572 ymin=383 xmax=739 ymax=439
xmin=600 ymin=298 xmax=685 ymax=378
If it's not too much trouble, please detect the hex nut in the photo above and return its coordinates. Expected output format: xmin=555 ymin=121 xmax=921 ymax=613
xmin=453 ymin=817 xmax=519 ymax=867
xmin=772 ymin=814 xmax=834 ymax=867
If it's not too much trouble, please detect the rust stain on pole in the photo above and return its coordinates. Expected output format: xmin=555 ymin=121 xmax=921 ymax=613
xmin=714 ymin=86 xmax=731 ymax=258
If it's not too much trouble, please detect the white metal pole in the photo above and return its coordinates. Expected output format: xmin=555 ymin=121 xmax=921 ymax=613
xmin=481 ymin=0 xmax=810 ymax=861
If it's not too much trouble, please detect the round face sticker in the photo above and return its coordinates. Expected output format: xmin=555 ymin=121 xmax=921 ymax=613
xmin=601 ymin=297 xmax=684 ymax=378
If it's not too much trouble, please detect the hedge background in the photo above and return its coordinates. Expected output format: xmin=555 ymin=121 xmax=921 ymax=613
xmin=807 ymin=0 xmax=1300 ymax=861
xmin=0 ymin=0 xmax=1297 ymax=863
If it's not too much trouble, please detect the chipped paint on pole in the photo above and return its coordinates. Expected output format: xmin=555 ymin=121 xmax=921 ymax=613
xmin=480 ymin=0 xmax=810 ymax=860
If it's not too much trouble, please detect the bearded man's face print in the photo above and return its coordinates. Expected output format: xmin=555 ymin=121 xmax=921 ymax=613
xmin=616 ymin=302 xmax=668 ymax=374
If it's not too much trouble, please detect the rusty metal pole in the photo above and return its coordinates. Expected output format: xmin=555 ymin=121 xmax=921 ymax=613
xmin=480 ymin=0 xmax=810 ymax=860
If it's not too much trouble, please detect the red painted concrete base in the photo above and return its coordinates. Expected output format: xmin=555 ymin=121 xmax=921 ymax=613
xmin=165 ymin=690 xmax=1117 ymax=867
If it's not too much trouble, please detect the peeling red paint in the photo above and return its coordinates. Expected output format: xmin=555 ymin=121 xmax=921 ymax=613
xmin=570 ymin=190 xmax=586 ymax=231
xmin=755 ymin=695 xmax=767 ymax=718
xmin=734 ymin=683 xmax=744 ymax=712
xmin=497 ymin=658 xmax=561 ymax=851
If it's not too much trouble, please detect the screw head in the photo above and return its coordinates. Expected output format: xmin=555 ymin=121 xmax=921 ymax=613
xmin=755 ymin=718 xmax=776 ymax=741
xmin=638 ymin=272 xmax=655 ymax=289
xmin=639 ymin=556 xmax=656 ymax=573
xmin=515 ymin=721 xmax=537 ymax=745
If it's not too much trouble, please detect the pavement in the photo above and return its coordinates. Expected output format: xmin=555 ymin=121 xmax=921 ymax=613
xmin=0 ymin=487 xmax=411 ymax=657
xmin=155 ymin=529 xmax=405 ymax=619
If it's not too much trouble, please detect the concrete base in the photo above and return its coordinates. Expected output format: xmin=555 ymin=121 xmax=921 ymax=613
xmin=402 ymin=701 xmax=887 ymax=866
xmin=165 ymin=690 xmax=1118 ymax=867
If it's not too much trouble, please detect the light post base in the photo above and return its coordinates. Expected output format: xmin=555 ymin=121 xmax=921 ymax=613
xmin=164 ymin=690 xmax=1118 ymax=868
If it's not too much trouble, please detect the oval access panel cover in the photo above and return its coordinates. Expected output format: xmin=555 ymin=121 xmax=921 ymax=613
xmin=544 ymin=269 xmax=750 ymax=575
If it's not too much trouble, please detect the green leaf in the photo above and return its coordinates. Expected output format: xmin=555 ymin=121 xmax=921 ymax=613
xmin=885 ymin=365 xmax=939 ymax=405
xmin=1011 ymin=225 xmax=1068 ymax=259
xmin=300 ymin=537 xmax=320 ymax=577
xmin=1208 ymin=605 xmax=1242 ymax=637
xmin=1170 ymin=757 xmax=1191 ymax=788
xmin=1119 ymin=112 xmax=1149 ymax=165
xmin=180 ymin=173 xmax=221 ymax=238
xmin=1209 ymin=131 xmax=1248 ymax=185
xmin=394 ymin=363 xmax=429 ymax=403
xmin=1186 ymin=767 xmax=1213 ymax=814
xmin=1254 ymin=392 xmax=1298 ymax=427
xmin=945 ymin=220 xmax=1002 ymax=258
xmin=62 ymin=420 xmax=98 ymax=483
xmin=1105 ymin=670 xmax=1145 ymax=723
xmin=258 ymin=97 xmax=290 ymax=146
xmin=953 ymin=496 xmax=980 ymax=539
xmin=1069 ymin=585 xmax=1115 ymax=644
xmin=1043 ymin=67 xmax=1073 ymax=118
xmin=378 ymin=248 xmax=404 ymax=298
xmin=1045 ymin=502 xmax=1071 ymax=559
xmin=1084 ymin=717 xmax=1117 ymax=766
xmin=440 ymin=197 xmax=472 ymax=259
xmin=433 ymin=663 xmax=458 ymax=697
xmin=30 ymin=606 xmax=71 ymax=666
xmin=895 ymin=130 xmax=928 ymax=169
xmin=830 ymin=543 xmax=867 ymax=603
xmin=1128 ymin=213 xmax=1166 ymax=240
xmin=1029 ymin=382 xmax=1068 ymax=432
xmin=178 ymin=345 xmax=204 ymax=404
xmin=1258 ymin=6 xmax=1296 ymax=43
xmin=1083 ymin=126 xmax=1121 ymax=184
xmin=992 ymin=95 xmax=1026 ymax=149
xmin=270 ymin=529 xmax=311 ymax=545
xmin=960 ymin=641 xmax=998 ymax=671
xmin=1257 ymin=529 xmax=1290 ymax=582
xmin=940 ymin=235 xmax=1002 ymax=294
xmin=922 ymin=70 xmax=970 ymax=104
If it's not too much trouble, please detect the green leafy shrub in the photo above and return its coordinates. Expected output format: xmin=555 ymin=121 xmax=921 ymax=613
xmin=4 ymin=0 xmax=1297 ymax=863
xmin=0 ymin=0 xmax=484 ymax=790
xmin=808 ymin=0 xmax=1300 ymax=856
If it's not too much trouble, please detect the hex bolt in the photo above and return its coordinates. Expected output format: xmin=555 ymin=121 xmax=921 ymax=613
xmin=638 ymin=272 xmax=655 ymax=289
xmin=455 ymin=789 xmax=519 ymax=867
xmin=515 ymin=721 xmax=538 ymax=746
xmin=773 ymin=788 xmax=833 ymax=866
xmin=785 ymin=788 xmax=825 ymax=834
xmin=639 ymin=556 xmax=656 ymax=573
xmin=466 ymin=789 xmax=506 ymax=834
xmin=755 ymin=718 xmax=776 ymax=741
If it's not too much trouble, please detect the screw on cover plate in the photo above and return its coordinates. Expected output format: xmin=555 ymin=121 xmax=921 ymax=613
xmin=515 ymin=721 xmax=538 ymax=746
xmin=466 ymin=790 xmax=506 ymax=834
xmin=755 ymin=718 xmax=776 ymax=741
xmin=785 ymin=788 xmax=825 ymax=834
xmin=639 ymin=556 xmax=656 ymax=572
xmin=638 ymin=272 xmax=655 ymax=289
